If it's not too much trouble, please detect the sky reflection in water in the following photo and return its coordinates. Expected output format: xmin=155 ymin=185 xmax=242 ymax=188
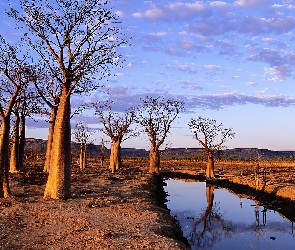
xmin=164 ymin=179 xmax=295 ymax=250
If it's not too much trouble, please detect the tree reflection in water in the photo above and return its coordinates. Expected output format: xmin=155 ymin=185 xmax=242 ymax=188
xmin=189 ymin=184 xmax=234 ymax=248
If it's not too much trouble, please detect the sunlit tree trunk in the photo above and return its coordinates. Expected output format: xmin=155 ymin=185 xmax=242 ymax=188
xmin=10 ymin=112 xmax=20 ymax=173
xmin=206 ymin=154 xmax=215 ymax=179
xmin=149 ymin=145 xmax=160 ymax=173
xmin=44 ymin=87 xmax=71 ymax=199
xmin=79 ymin=144 xmax=84 ymax=170
xmin=18 ymin=114 xmax=25 ymax=172
xmin=109 ymin=140 xmax=121 ymax=173
xmin=44 ymin=107 xmax=57 ymax=172
xmin=0 ymin=117 xmax=11 ymax=198
xmin=83 ymin=144 xmax=87 ymax=169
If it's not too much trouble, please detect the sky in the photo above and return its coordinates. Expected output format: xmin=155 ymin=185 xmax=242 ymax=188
xmin=1 ymin=0 xmax=295 ymax=151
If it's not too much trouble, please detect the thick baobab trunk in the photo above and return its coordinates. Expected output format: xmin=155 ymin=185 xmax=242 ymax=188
xmin=18 ymin=115 xmax=25 ymax=172
xmin=109 ymin=140 xmax=121 ymax=173
xmin=149 ymin=146 xmax=160 ymax=173
xmin=0 ymin=117 xmax=11 ymax=198
xmin=44 ymin=90 xmax=71 ymax=199
xmin=206 ymin=154 xmax=215 ymax=179
xmin=10 ymin=113 xmax=20 ymax=173
xmin=44 ymin=107 xmax=57 ymax=172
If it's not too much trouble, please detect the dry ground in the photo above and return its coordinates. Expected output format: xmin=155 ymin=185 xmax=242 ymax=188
xmin=2 ymin=157 xmax=295 ymax=250
xmin=0 ymin=158 xmax=189 ymax=250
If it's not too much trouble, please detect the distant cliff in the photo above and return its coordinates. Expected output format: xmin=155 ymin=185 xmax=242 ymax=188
xmin=24 ymin=138 xmax=295 ymax=160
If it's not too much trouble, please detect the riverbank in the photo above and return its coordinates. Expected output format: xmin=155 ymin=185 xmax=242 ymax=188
xmin=160 ymin=159 xmax=295 ymax=222
xmin=0 ymin=160 xmax=190 ymax=250
xmin=160 ymin=159 xmax=295 ymax=200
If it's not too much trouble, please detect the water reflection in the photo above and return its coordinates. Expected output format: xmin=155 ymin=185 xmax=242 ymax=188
xmin=190 ymin=185 xmax=234 ymax=248
xmin=164 ymin=179 xmax=295 ymax=250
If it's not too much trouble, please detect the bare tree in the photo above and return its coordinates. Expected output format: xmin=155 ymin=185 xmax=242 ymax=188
xmin=93 ymin=100 xmax=136 ymax=173
xmin=0 ymin=36 xmax=31 ymax=198
xmin=135 ymin=96 xmax=184 ymax=173
xmin=32 ymin=72 xmax=61 ymax=173
xmin=9 ymin=0 xmax=128 ymax=199
xmin=73 ymin=122 xmax=93 ymax=170
xmin=10 ymin=86 xmax=43 ymax=173
xmin=9 ymin=100 xmax=21 ymax=173
xmin=188 ymin=117 xmax=235 ymax=179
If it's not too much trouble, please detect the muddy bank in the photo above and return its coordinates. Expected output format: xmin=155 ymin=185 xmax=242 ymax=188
xmin=161 ymin=170 xmax=295 ymax=222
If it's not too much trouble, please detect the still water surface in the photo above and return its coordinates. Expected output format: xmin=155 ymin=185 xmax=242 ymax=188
xmin=164 ymin=179 xmax=295 ymax=250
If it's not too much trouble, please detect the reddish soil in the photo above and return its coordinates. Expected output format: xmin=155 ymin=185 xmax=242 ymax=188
xmin=1 ymin=157 xmax=295 ymax=249
xmin=0 ymin=158 xmax=189 ymax=250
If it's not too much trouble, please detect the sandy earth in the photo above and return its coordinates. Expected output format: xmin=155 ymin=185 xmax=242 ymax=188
xmin=0 ymin=159 xmax=189 ymax=250
xmin=1 ymin=158 xmax=295 ymax=250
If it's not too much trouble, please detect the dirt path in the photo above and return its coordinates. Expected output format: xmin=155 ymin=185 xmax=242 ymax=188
xmin=0 ymin=160 xmax=189 ymax=250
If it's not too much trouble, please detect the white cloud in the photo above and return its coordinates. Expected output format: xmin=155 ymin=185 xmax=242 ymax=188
xmin=203 ymin=64 xmax=222 ymax=70
xmin=132 ymin=1 xmax=208 ymax=22
xmin=245 ymin=81 xmax=258 ymax=86
xmin=235 ymin=0 xmax=271 ymax=9
xmin=115 ymin=10 xmax=124 ymax=17
xmin=264 ymin=65 xmax=290 ymax=81
xmin=116 ymin=72 xmax=125 ymax=77
xmin=209 ymin=1 xmax=230 ymax=8
xmin=148 ymin=31 xmax=166 ymax=37
xmin=179 ymin=39 xmax=195 ymax=49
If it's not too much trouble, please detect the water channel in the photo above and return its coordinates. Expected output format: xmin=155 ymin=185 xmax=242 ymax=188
xmin=164 ymin=179 xmax=295 ymax=250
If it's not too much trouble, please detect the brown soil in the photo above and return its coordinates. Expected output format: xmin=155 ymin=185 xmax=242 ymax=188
xmin=0 ymin=158 xmax=189 ymax=250
xmin=2 ymin=158 xmax=295 ymax=250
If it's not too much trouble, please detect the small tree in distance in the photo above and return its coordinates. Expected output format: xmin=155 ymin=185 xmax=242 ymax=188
xmin=73 ymin=122 xmax=93 ymax=170
xmin=93 ymin=100 xmax=136 ymax=173
xmin=135 ymin=96 xmax=184 ymax=173
xmin=188 ymin=117 xmax=235 ymax=179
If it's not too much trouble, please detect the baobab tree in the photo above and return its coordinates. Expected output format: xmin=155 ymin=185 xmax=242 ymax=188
xmin=10 ymin=86 xmax=43 ymax=173
xmin=0 ymin=36 xmax=32 ymax=198
xmin=188 ymin=117 xmax=235 ymax=179
xmin=9 ymin=0 xmax=128 ymax=199
xmin=135 ymin=96 xmax=184 ymax=173
xmin=93 ymin=100 xmax=136 ymax=173
xmin=73 ymin=122 xmax=93 ymax=170
xmin=9 ymin=100 xmax=22 ymax=173
xmin=32 ymin=72 xmax=61 ymax=173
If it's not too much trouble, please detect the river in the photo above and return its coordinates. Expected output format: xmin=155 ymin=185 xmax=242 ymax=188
xmin=164 ymin=179 xmax=295 ymax=250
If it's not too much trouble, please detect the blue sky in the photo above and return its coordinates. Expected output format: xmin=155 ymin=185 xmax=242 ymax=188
xmin=2 ymin=0 xmax=295 ymax=150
